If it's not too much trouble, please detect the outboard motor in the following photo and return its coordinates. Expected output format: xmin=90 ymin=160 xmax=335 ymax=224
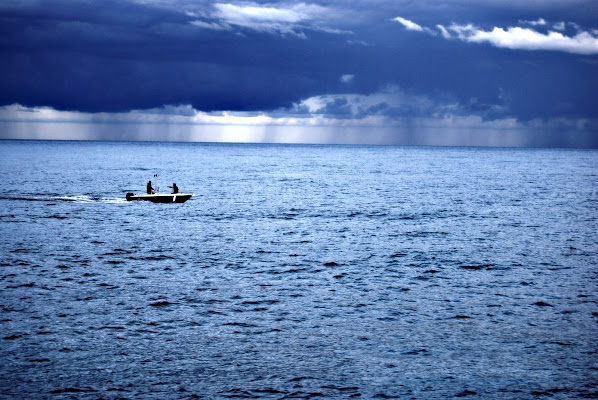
xmin=126 ymin=192 xmax=134 ymax=201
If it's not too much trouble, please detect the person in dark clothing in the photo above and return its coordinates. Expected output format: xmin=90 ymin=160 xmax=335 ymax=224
xmin=147 ymin=180 xmax=154 ymax=194
xmin=168 ymin=183 xmax=179 ymax=194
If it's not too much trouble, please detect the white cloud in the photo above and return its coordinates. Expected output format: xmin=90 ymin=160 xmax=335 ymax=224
xmin=436 ymin=24 xmax=451 ymax=39
xmin=395 ymin=16 xmax=598 ymax=55
xmin=295 ymin=86 xmax=444 ymax=118
xmin=552 ymin=22 xmax=566 ymax=31
xmin=393 ymin=16 xmax=436 ymax=36
xmin=215 ymin=3 xmax=305 ymax=25
xmin=449 ymin=24 xmax=598 ymax=55
xmin=340 ymin=74 xmax=354 ymax=83
xmin=520 ymin=18 xmax=546 ymax=26
xmin=347 ymin=39 xmax=369 ymax=46
xmin=393 ymin=16 xmax=424 ymax=32
xmin=190 ymin=20 xmax=231 ymax=31
xmin=190 ymin=2 xmax=346 ymax=37
xmin=568 ymin=22 xmax=582 ymax=32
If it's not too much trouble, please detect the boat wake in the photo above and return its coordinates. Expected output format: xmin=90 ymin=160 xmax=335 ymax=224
xmin=0 ymin=195 xmax=128 ymax=204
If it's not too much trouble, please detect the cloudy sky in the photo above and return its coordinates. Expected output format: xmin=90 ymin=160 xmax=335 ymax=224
xmin=1 ymin=0 xmax=597 ymax=146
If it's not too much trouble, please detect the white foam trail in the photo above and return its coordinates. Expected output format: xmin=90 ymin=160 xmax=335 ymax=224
xmin=55 ymin=195 xmax=96 ymax=203
xmin=0 ymin=194 xmax=129 ymax=203
xmin=100 ymin=197 xmax=129 ymax=204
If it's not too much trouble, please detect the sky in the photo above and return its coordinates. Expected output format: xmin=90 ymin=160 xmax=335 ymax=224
xmin=1 ymin=0 xmax=597 ymax=147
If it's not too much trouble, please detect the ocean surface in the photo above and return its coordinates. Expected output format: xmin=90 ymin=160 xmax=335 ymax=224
xmin=0 ymin=140 xmax=597 ymax=399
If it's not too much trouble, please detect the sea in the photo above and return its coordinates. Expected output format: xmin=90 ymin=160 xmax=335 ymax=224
xmin=0 ymin=140 xmax=597 ymax=399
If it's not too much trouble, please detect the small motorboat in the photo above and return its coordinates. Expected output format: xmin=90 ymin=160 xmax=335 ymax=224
xmin=126 ymin=192 xmax=193 ymax=203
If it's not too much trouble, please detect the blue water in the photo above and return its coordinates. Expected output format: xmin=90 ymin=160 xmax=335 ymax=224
xmin=1 ymin=140 xmax=597 ymax=399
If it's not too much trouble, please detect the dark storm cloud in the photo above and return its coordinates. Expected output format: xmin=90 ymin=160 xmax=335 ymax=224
xmin=0 ymin=0 xmax=369 ymax=112
xmin=0 ymin=1 xmax=325 ymax=112
xmin=0 ymin=0 xmax=597 ymax=146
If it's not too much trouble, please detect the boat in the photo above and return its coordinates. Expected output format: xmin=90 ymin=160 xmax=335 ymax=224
xmin=126 ymin=192 xmax=193 ymax=203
